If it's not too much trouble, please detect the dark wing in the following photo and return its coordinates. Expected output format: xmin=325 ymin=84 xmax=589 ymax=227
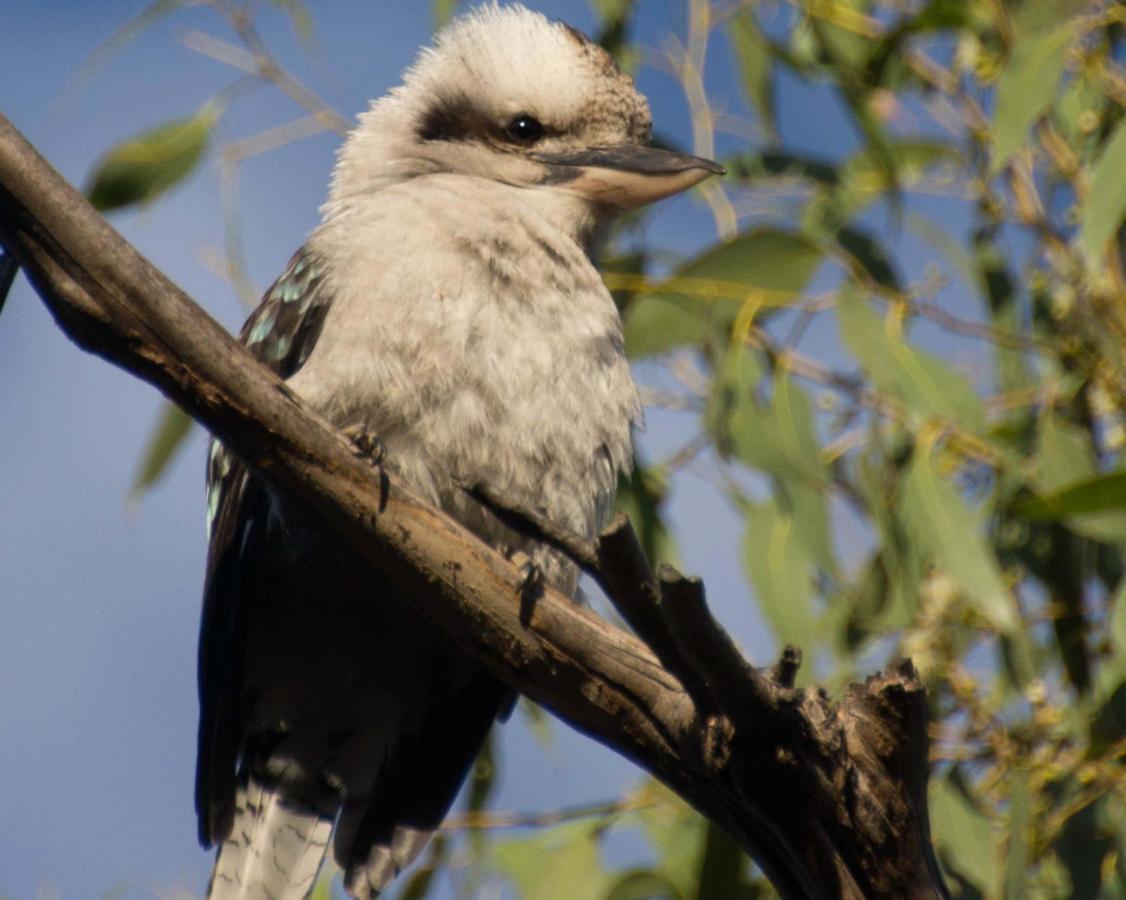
xmin=196 ymin=247 xmax=332 ymax=845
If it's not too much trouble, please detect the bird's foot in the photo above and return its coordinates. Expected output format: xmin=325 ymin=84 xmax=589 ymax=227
xmin=507 ymin=550 xmax=544 ymax=608
xmin=342 ymin=424 xmax=385 ymax=465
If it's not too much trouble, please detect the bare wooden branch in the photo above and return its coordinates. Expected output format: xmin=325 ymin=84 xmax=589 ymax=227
xmin=0 ymin=112 xmax=949 ymax=900
xmin=657 ymin=565 xmax=772 ymax=722
xmin=594 ymin=516 xmax=721 ymax=716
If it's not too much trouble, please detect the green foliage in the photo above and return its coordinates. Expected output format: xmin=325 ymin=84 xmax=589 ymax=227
xmin=622 ymin=228 xmax=822 ymax=358
xmin=431 ymin=0 xmax=461 ymax=30
xmin=130 ymin=401 xmax=194 ymax=498
xmin=105 ymin=0 xmax=1125 ymax=896
xmin=1080 ymin=119 xmax=1126 ymax=263
xmin=493 ymin=821 xmax=615 ymax=900
xmin=990 ymin=26 xmax=1073 ymax=173
xmin=593 ymin=1 xmax=1122 ymax=895
xmin=901 ymin=439 xmax=1018 ymax=634
xmin=86 ymin=102 xmax=218 ymax=211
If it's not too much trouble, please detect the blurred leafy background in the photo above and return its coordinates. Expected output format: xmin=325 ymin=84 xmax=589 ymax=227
xmin=4 ymin=0 xmax=1124 ymax=897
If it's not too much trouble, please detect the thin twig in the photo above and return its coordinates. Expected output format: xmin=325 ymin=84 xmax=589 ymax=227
xmin=661 ymin=432 xmax=711 ymax=472
xmin=440 ymin=795 xmax=645 ymax=832
xmin=221 ymin=3 xmax=351 ymax=135
xmin=218 ymin=157 xmax=257 ymax=308
xmin=894 ymin=295 xmax=1053 ymax=355
xmin=223 ymin=115 xmax=335 ymax=163
xmin=637 ymin=386 xmax=704 ymax=412
xmin=182 ymin=29 xmax=261 ymax=74
xmin=674 ymin=0 xmax=738 ymax=238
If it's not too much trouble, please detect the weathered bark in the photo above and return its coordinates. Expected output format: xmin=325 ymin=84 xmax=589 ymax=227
xmin=0 ymin=112 xmax=948 ymax=899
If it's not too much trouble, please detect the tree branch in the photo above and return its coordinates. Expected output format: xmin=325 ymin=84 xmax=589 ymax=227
xmin=0 ymin=112 xmax=948 ymax=900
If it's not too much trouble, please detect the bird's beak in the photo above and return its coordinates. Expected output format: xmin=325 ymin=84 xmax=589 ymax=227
xmin=533 ymin=145 xmax=725 ymax=209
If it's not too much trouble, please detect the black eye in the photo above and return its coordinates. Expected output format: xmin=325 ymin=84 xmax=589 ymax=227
xmin=505 ymin=114 xmax=545 ymax=144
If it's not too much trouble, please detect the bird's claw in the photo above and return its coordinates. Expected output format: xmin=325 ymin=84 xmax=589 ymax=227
xmin=342 ymin=424 xmax=385 ymax=465
xmin=507 ymin=550 xmax=543 ymax=604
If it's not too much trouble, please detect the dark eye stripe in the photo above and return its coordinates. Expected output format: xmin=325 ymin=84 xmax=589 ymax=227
xmin=417 ymin=97 xmax=478 ymax=142
xmin=418 ymin=100 xmax=551 ymax=148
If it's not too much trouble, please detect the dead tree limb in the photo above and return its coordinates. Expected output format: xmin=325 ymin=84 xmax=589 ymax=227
xmin=0 ymin=112 xmax=948 ymax=899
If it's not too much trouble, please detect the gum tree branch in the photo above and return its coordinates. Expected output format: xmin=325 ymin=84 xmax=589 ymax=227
xmin=0 ymin=112 xmax=948 ymax=900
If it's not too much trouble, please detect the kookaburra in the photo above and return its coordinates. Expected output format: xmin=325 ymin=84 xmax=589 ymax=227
xmin=197 ymin=5 xmax=722 ymax=897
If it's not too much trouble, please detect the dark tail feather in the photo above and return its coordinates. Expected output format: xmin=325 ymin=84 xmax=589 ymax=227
xmin=340 ymin=675 xmax=512 ymax=898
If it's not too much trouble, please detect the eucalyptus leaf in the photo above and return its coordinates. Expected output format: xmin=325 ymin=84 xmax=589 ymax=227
xmin=616 ymin=462 xmax=676 ymax=568
xmin=622 ymin=293 xmax=710 ymax=359
xmin=1112 ymin=582 xmax=1126 ymax=668
xmin=706 ymin=342 xmax=763 ymax=459
xmin=806 ymin=8 xmax=874 ymax=71
xmin=1002 ymin=769 xmax=1031 ymax=900
xmin=432 ymin=0 xmax=461 ymax=29
xmin=727 ymin=12 xmax=776 ymax=138
xmin=729 ymin=372 xmax=827 ymax=485
xmin=604 ymin=869 xmax=682 ymax=900
xmin=743 ymin=499 xmax=817 ymax=653
xmin=991 ymin=27 xmax=1073 ymax=173
xmin=1080 ymin=119 xmax=1126 ymax=264
xmin=623 ymin=229 xmax=822 ymax=357
xmin=837 ymin=287 xmax=985 ymax=431
xmin=130 ymin=401 xmax=194 ymax=498
xmin=1088 ymin=680 xmax=1126 ymax=752
xmin=930 ymin=772 xmax=999 ymax=893
xmin=696 ymin=820 xmax=748 ymax=898
xmin=1053 ymin=73 xmax=1106 ymax=145
xmin=1015 ymin=471 xmax=1126 ymax=521
xmin=493 ymin=821 xmax=611 ymax=900
xmin=780 ymin=480 xmax=836 ymax=576
xmin=87 ymin=103 xmax=218 ymax=211
xmin=636 ymin=784 xmax=707 ymax=899
xmin=854 ymin=446 xmax=923 ymax=630
xmin=1055 ymin=794 xmax=1118 ymax=900
xmin=1010 ymin=0 xmax=1078 ymax=36
xmin=911 ymin=0 xmax=991 ymax=32
xmin=973 ymin=231 xmax=1030 ymax=393
xmin=901 ymin=443 xmax=1018 ymax=632
xmin=1035 ymin=412 xmax=1095 ymax=490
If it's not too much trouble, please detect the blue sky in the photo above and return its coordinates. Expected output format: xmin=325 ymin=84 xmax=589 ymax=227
xmin=0 ymin=2 xmax=986 ymax=897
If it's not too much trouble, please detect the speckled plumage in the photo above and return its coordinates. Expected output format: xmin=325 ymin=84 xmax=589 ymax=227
xmin=197 ymin=5 xmax=717 ymax=899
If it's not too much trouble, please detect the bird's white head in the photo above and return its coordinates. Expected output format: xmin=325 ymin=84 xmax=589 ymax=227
xmin=326 ymin=3 xmax=722 ymax=221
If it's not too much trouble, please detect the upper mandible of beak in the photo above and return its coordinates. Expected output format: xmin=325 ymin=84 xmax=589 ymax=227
xmin=532 ymin=145 xmax=725 ymax=209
